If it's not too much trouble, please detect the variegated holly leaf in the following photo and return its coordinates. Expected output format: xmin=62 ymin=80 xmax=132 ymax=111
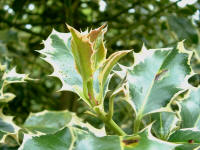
xmin=67 ymin=25 xmax=94 ymax=83
xmin=23 ymin=110 xmax=73 ymax=134
xmin=39 ymin=29 xmax=90 ymax=105
xmin=22 ymin=110 xmax=106 ymax=137
xmin=0 ymin=110 xmax=19 ymax=143
xmin=97 ymin=50 xmax=131 ymax=103
xmin=39 ymin=26 xmax=130 ymax=106
xmin=123 ymin=125 xmax=178 ymax=150
xmin=19 ymin=124 xmax=177 ymax=150
xmin=91 ymin=25 xmax=107 ymax=70
xmin=39 ymin=26 xmax=108 ymax=106
xmin=0 ymin=60 xmax=30 ymax=146
xmin=123 ymin=42 xmax=192 ymax=132
xmin=144 ymin=112 xmax=179 ymax=140
xmin=0 ymin=66 xmax=29 ymax=103
xmin=179 ymin=87 xmax=200 ymax=129
xmin=169 ymin=128 xmax=200 ymax=150
xmin=99 ymin=50 xmax=131 ymax=88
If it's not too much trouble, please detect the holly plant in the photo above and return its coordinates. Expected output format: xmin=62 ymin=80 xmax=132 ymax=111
xmin=0 ymin=25 xmax=200 ymax=150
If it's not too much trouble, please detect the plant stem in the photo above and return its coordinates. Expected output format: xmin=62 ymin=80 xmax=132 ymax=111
xmin=106 ymin=119 xmax=126 ymax=136
xmin=87 ymin=79 xmax=98 ymax=106
xmin=134 ymin=116 xmax=142 ymax=133
xmin=94 ymin=107 xmax=126 ymax=136
xmin=107 ymin=94 xmax=115 ymax=120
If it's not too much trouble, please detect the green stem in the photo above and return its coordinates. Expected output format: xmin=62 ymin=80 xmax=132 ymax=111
xmin=87 ymin=79 xmax=98 ymax=106
xmin=0 ymin=80 xmax=5 ymax=96
xmin=98 ymin=86 xmax=103 ymax=105
xmin=106 ymin=119 xmax=126 ymax=136
xmin=83 ymin=79 xmax=97 ymax=107
xmin=95 ymin=107 xmax=126 ymax=136
xmin=107 ymin=94 xmax=115 ymax=120
xmin=134 ymin=116 xmax=142 ymax=133
xmin=83 ymin=81 xmax=92 ymax=106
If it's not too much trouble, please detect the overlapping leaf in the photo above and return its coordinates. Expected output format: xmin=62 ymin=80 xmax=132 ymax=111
xmin=179 ymin=88 xmax=200 ymax=129
xmin=39 ymin=26 xmax=130 ymax=106
xmin=144 ymin=112 xmax=179 ymax=140
xmin=23 ymin=110 xmax=72 ymax=134
xmin=99 ymin=50 xmax=131 ymax=89
xmin=19 ymin=123 xmax=177 ymax=150
xmin=67 ymin=25 xmax=94 ymax=82
xmin=22 ymin=110 xmax=106 ymax=136
xmin=39 ymin=30 xmax=89 ymax=104
xmin=169 ymin=129 xmax=200 ymax=150
xmin=117 ymin=42 xmax=192 ymax=132
xmin=0 ymin=60 xmax=29 ymax=146
xmin=0 ymin=110 xmax=19 ymax=143
xmin=0 ymin=67 xmax=29 ymax=103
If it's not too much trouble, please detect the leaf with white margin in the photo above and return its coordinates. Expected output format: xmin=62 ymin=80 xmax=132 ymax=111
xmin=0 ymin=68 xmax=29 ymax=103
xmin=2 ymin=68 xmax=29 ymax=85
xmin=19 ymin=127 xmax=119 ymax=150
xmin=125 ymin=42 xmax=192 ymax=131
xmin=91 ymin=26 xmax=107 ymax=70
xmin=0 ymin=110 xmax=19 ymax=143
xmin=179 ymin=88 xmax=200 ymax=129
xmin=19 ymin=127 xmax=74 ymax=150
xmin=23 ymin=110 xmax=72 ymax=134
xmin=67 ymin=25 xmax=94 ymax=82
xmin=19 ymin=125 xmax=178 ymax=150
xmin=144 ymin=112 xmax=179 ymax=140
xmin=73 ymin=127 xmax=121 ymax=150
xmin=99 ymin=50 xmax=131 ymax=89
xmin=169 ymin=128 xmax=200 ymax=150
xmin=38 ymin=30 xmax=91 ymax=105
xmin=122 ymin=125 xmax=178 ymax=150
xmin=23 ymin=110 xmax=106 ymax=137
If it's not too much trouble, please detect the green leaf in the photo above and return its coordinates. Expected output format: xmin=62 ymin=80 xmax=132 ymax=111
xmin=19 ymin=127 xmax=74 ymax=150
xmin=90 ymin=25 xmax=107 ymax=70
xmin=167 ymin=16 xmax=198 ymax=44
xmin=169 ymin=129 xmax=200 ymax=150
xmin=0 ymin=110 xmax=18 ymax=143
xmin=67 ymin=25 xmax=94 ymax=82
xmin=123 ymin=125 xmax=177 ymax=150
xmin=73 ymin=128 xmax=121 ymax=150
xmin=3 ymin=68 xmax=29 ymax=85
xmin=23 ymin=110 xmax=72 ymax=134
xmin=39 ymin=30 xmax=89 ymax=104
xmin=19 ymin=125 xmax=177 ymax=150
xmin=179 ymin=88 xmax=200 ymax=129
xmin=188 ymin=74 xmax=200 ymax=87
xmin=39 ymin=26 xmax=131 ymax=106
xmin=23 ymin=110 xmax=106 ymax=136
xmin=125 ymin=43 xmax=191 ymax=132
xmin=0 ymin=67 xmax=29 ymax=103
xmin=144 ymin=112 xmax=178 ymax=140
xmin=19 ymin=127 xmax=120 ymax=150
xmin=99 ymin=50 xmax=131 ymax=88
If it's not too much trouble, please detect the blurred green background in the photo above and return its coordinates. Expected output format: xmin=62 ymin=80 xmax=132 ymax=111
xmin=0 ymin=0 xmax=199 ymax=130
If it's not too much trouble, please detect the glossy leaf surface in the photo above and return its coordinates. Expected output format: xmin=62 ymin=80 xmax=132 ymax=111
xmin=127 ymin=44 xmax=191 ymax=118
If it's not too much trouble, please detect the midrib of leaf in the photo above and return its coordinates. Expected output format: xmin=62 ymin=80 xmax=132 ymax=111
xmin=134 ymin=50 xmax=172 ymax=132
xmin=69 ymin=127 xmax=75 ymax=150
xmin=159 ymin=113 xmax=164 ymax=139
xmin=137 ymin=77 xmax=155 ymax=118
xmin=194 ymin=113 xmax=200 ymax=128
